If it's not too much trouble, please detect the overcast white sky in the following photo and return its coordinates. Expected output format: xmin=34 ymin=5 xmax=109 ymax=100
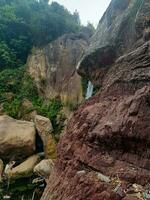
xmin=49 ymin=0 xmax=111 ymax=27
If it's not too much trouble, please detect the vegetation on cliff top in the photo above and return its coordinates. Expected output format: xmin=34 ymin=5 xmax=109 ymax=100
xmin=0 ymin=0 xmax=94 ymax=135
xmin=0 ymin=0 xmax=88 ymax=134
xmin=0 ymin=0 xmax=81 ymax=70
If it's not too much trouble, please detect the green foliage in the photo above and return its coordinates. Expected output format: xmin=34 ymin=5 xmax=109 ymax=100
xmin=0 ymin=3 xmax=32 ymax=70
xmin=0 ymin=67 xmax=38 ymax=100
xmin=0 ymin=66 xmax=38 ymax=118
xmin=0 ymin=0 xmax=92 ymax=135
xmin=0 ymin=177 xmax=42 ymax=200
xmin=0 ymin=41 xmax=17 ymax=70
xmin=0 ymin=66 xmax=65 ymax=134
xmin=0 ymin=0 xmax=81 ymax=70
xmin=3 ymin=98 xmax=21 ymax=118
xmin=32 ymin=97 xmax=65 ymax=134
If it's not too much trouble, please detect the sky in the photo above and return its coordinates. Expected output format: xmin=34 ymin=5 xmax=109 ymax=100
xmin=49 ymin=0 xmax=111 ymax=27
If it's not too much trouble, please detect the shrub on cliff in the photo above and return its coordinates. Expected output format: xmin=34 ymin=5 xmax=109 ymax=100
xmin=33 ymin=97 xmax=65 ymax=135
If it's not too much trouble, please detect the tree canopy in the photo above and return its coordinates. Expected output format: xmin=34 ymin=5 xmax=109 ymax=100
xmin=0 ymin=0 xmax=81 ymax=70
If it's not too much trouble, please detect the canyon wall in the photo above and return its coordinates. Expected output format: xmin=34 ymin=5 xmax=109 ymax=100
xmin=78 ymin=0 xmax=150 ymax=86
xmin=42 ymin=0 xmax=150 ymax=200
xmin=28 ymin=31 xmax=91 ymax=107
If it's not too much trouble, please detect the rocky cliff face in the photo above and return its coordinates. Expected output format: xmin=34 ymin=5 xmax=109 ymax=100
xmin=42 ymin=1 xmax=150 ymax=200
xmin=28 ymin=32 xmax=90 ymax=107
xmin=77 ymin=0 xmax=150 ymax=86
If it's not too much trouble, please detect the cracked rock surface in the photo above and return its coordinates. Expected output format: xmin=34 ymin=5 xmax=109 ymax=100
xmin=42 ymin=0 xmax=150 ymax=199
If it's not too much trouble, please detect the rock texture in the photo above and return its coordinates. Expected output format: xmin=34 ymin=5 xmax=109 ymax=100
xmin=42 ymin=0 xmax=150 ymax=200
xmin=77 ymin=0 xmax=150 ymax=86
xmin=0 ymin=115 xmax=36 ymax=161
xmin=28 ymin=32 xmax=90 ymax=107
xmin=5 ymin=154 xmax=40 ymax=180
xmin=34 ymin=115 xmax=56 ymax=159
xmin=21 ymin=99 xmax=37 ymax=121
xmin=34 ymin=159 xmax=54 ymax=180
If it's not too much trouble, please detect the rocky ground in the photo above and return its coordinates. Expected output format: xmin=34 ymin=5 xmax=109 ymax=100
xmin=0 ymin=115 xmax=56 ymax=199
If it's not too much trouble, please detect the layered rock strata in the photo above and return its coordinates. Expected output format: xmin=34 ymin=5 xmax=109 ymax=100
xmin=42 ymin=0 xmax=150 ymax=200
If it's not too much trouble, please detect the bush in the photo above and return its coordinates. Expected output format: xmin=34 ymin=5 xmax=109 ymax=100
xmin=33 ymin=97 xmax=65 ymax=134
xmin=0 ymin=67 xmax=38 ymax=118
xmin=0 ymin=66 xmax=65 ymax=134
xmin=3 ymin=98 xmax=21 ymax=118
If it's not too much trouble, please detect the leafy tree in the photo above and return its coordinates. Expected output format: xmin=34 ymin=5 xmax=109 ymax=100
xmin=0 ymin=0 xmax=82 ymax=70
xmin=0 ymin=42 xmax=16 ymax=70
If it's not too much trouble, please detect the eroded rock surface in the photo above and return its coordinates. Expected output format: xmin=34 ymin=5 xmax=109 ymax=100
xmin=34 ymin=159 xmax=54 ymax=180
xmin=42 ymin=0 xmax=150 ymax=199
xmin=5 ymin=154 xmax=40 ymax=180
xmin=34 ymin=115 xmax=56 ymax=159
xmin=28 ymin=32 xmax=91 ymax=107
xmin=77 ymin=0 xmax=150 ymax=86
xmin=42 ymin=85 xmax=150 ymax=200
xmin=0 ymin=115 xmax=36 ymax=161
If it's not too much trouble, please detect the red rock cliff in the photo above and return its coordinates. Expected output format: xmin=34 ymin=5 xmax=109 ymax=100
xmin=42 ymin=0 xmax=150 ymax=199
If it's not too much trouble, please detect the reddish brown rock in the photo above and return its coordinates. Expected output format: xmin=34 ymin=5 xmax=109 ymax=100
xmin=42 ymin=0 xmax=150 ymax=199
xmin=42 ymin=44 xmax=150 ymax=197
xmin=42 ymin=84 xmax=150 ymax=200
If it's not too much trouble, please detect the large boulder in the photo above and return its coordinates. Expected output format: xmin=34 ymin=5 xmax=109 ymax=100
xmin=27 ymin=32 xmax=90 ymax=108
xmin=42 ymin=0 xmax=150 ymax=200
xmin=0 ymin=115 xmax=36 ymax=161
xmin=5 ymin=154 xmax=40 ymax=180
xmin=34 ymin=159 xmax=54 ymax=180
xmin=34 ymin=115 xmax=56 ymax=159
